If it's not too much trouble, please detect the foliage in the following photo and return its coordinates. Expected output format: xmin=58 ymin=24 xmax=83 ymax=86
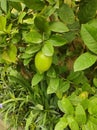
xmin=0 ymin=0 xmax=97 ymax=130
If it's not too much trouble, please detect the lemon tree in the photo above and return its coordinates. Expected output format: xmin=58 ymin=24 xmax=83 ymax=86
xmin=0 ymin=0 xmax=97 ymax=130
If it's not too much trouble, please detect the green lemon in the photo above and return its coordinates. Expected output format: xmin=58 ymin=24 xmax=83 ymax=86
xmin=35 ymin=51 xmax=52 ymax=73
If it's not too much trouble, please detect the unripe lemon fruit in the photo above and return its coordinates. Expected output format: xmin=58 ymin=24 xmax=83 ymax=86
xmin=35 ymin=51 xmax=52 ymax=73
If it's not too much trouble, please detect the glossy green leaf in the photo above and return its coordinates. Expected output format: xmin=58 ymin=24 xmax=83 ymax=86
xmin=22 ymin=0 xmax=44 ymax=11
xmin=87 ymin=121 xmax=97 ymax=130
xmin=81 ymin=82 xmax=92 ymax=93
xmin=59 ymin=80 xmax=70 ymax=93
xmin=58 ymin=97 xmax=74 ymax=115
xmin=32 ymin=73 xmax=44 ymax=87
xmin=93 ymin=78 xmax=97 ymax=87
xmin=81 ymin=20 xmax=97 ymax=54
xmin=68 ymin=93 xmax=83 ymax=107
xmin=24 ymin=58 xmax=32 ymax=66
xmin=2 ymin=44 xmax=17 ymax=63
xmin=80 ymin=99 xmax=89 ymax=110
xmin=0 ymin=16 xmax=6 ymax=31
xmin=64 ymin=31 xmax=76 ymax=42
xmin=50 ymin=21 xmax=69 ymax=33
xmin=21 ymin=53 xmax=33 ymax=59
xmin=78 ymin=0 xmax=97 ymax=23
xmin=48 ymin=34 xmax=67 ymax=47
xmin=58 ymin=4 xmax=75 ymax=24
xmin=1 ymin=0 xmax=7 ymax=13
xmin=75 ymin=104 xmax=86 ymax=125
xmin=9 ymin=1 xmax=22 ymax=11
xmin=54 ymin=116 xmax=68 ymax=130
xmin=47 ymin=78 xmax=59 ymax=94
xmin=18 ymin=12 xmax=26 ymax=23
xmin=74 ymin=52 xmax=97 ymax=72
xmin=23 ymin=31 xmax=42 ymax=44
xmin=8 ymin=44 xmax=17 ymax=63
xmin=34 ymin=15 xmax=49 ymax=32
xmin=82 ymin=125 xmax=88 ymax=130
xmin=23 ymin=18 xmax=34 ymax=24
xmin=88 ymin=97 xmax=97 ymax=115
xmin=6 ymin=24 xmax=12 ymax=34
xmin=89 ymin=115 xmax=97 ymax=125
xmin=2 ymin=51 xmax=11 ymax=63
xmin=25 ymin=45 xmax=41 ymax=54
xmin=67 ymin=116 xmax=79 ymax=130
xmin=82 ymin=120 xmax=97 ymax=130
xmin=56 ymin=80 xmax=70 ymax=99
xmin=42 ymin=42 xmax=54 ymax=56
xmin=47 ymin=67 xmax=56 ymax=78
xmin=67 ymin=71 xmax=88 ymax=84
xmin=41 ymin=5 xmax=56 ymax=17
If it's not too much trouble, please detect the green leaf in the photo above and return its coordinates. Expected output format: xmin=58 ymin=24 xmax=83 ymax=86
xmin=87 ymin=121 xmax=97 ymax=130
xmin=47 ymin=34 xmax=67 ymax=47
xmin=74 ymin=52 xmax=97 ymax=72
xmin=88 ymin=97 xmax=97 ymax=115
xmin=1 ymin=0 xmax=7 ymax=13
xmin=9 ymin=1 xmax=22 ymax=11
xmin=21 ymin=53 xmax=33 ymax=59
xmin=67 ymin=116 xmax=79 ymax=130
xmin=82 ymin=120 xmax=97 ymax=130
xmin=93 ymin=78 xmax=97 ymax=87
xmin=41 ymin=5 xmax=56 ymax=17
xmin=50 ymin=21 xmax=69 ymax=33
xmin=80 ymin=99 xmax=89 ymax=110
xmin=34 ymin=15 xmax=49 ymax=32
xmin=6 ymin=23 xmax=12 ymax=34
xmin=56 ymin=80 xmax=70 ymax=99
xmin=58 ymin=97 xmax=74 ymax=115
xmin=67 ymin=93 xmax=81 ymax=107
xmin=89 ymin=115 xmax=97 ymax=125
xmin=47 ymin=77 xmax=59 ymax=94
xmin=22 ymin=0 xmax=44 ymax=11
xmin=58 ymin=4 xmax=75 ymax=24
xmin=2 ymin=51 xmax=11 ymax=63
xmin=64 ymin=31 xmax=76 ymax=42
xmin=78 ymin=0 xmax=97 ymax=23
xmin=8 ymin=44 xmax=17 ymax=63
xmin=18 ymin=12 xmax=26 ymax=24
xmin=23 ymin=18 xmax=34 ymax=24
xmin=25 ymin=45 xmax=41 ymax=54
xmin=2 ymin=44 xmax=17 ymax=63
xmin=0 ymin=16 xmax=6 ymax=31
xmin=81 ymin=20 xmax=97 ymax=54
xmin=42 ymin=42 xmax=54 ymax=56
xmin=24 ymin=58 xmax=32 ymax=66
xmin=47 ymin=67 xmax=56 ymax=78
xmin=23 ymin=31 xmax=42 ymax=44
xmin=67 ymin=71 xmax=88 ymax=84
xmin=54 ymin=116 xmax=68 ymax=130
xmin=31 ymin=73 xmax=44 ymax=87
xmin=75 ymin=104 xmax=86 ymax=125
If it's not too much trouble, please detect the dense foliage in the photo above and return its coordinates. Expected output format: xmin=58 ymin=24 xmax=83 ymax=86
xmin=0 ymin=0 xmax=97 ymax=130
